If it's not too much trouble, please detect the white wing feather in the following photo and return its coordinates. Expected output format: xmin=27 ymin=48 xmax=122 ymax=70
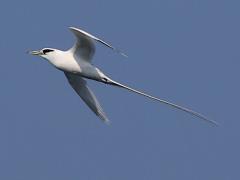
xmin=65 ymin=72 xmax=109 ymax=123
xmin=69 ymin=27 xmax=127 ymax=62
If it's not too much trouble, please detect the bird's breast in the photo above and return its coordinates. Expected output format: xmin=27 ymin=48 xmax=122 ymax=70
xmin=49 ymin=55 xmax=81 ymax=74
xmin=48 ymin=53 xmax=103 ymax=81
xmin=57 ymin=60 xmax=81 ymax=73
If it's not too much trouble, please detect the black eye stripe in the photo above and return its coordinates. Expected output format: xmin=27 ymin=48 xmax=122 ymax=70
xmin=43 ymin=49 xmax=54 ymax=54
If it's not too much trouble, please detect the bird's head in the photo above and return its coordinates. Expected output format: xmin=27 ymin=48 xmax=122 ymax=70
xmin=28 ymin=48 xmax=58 ymax=61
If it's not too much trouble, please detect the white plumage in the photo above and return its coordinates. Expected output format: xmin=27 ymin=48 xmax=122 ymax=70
xmin=29 ymin=27 xmax=218 ymax=126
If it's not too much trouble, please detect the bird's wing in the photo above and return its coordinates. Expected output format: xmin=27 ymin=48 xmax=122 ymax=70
xmin=65 ymin=72 xmax=109 ymax=123
xmin=69 ymin=27 xmax=127 ymax=62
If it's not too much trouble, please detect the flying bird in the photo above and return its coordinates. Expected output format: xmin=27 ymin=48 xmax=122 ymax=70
xmin=29 ymin=27 xmax=218 ymax=125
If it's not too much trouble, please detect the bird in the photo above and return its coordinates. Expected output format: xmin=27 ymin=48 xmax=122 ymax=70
xmin=29 ymin=27 xmax=218 ymax=126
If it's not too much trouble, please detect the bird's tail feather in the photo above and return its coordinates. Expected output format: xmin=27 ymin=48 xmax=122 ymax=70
xmin=105 ymin=78 xmax=218 ymax=126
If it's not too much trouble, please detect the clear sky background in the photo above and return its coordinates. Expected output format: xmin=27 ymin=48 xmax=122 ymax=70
xmin=0 ymin=0 xmax=239 ymax=179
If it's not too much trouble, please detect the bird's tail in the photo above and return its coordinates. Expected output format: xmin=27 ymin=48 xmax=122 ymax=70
xmin=104 ymin=77 xmax=218 ymax=126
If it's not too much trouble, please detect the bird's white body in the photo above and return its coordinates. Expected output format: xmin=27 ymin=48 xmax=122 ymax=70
xmin=46 ymin=50 xmax=77 ymax=72
xmin=46 ymin=49 xmax=104 ymax=81
xmin=29 ymin=27 xmax=218 ymax=126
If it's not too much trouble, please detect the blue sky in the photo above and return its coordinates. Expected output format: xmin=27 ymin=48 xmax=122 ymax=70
xmin=0 ymin=0 xmax=239 ymax=179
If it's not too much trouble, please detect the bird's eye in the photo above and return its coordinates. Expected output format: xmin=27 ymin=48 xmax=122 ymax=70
xmin=42 ymin=49 xmax=54 ymax=54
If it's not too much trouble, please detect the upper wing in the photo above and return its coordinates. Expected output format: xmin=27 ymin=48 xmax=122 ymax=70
xmin=69 ymin=27 xmax=127 ymax=62
xmin=65 ymin=72 xmax=109 ymax=124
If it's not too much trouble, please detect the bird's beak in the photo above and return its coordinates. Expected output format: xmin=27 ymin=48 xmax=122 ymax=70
xmin=28 ymin=50 xmax=43 ymax=56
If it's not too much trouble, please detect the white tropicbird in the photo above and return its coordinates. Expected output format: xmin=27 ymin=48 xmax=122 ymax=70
xmin=29 ymin=27 xmax=218 ymax=126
